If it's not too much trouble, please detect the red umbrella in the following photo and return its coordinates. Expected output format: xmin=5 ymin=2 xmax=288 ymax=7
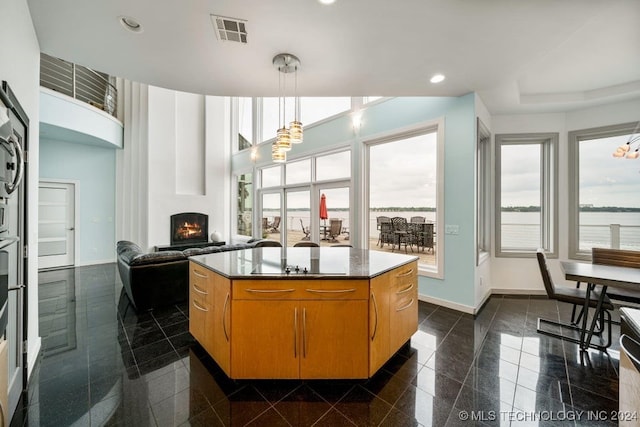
xmin=320 ymin=193 xmax=328 ymax=238
xmin=320 ymin=193 xmax=328 ymax=221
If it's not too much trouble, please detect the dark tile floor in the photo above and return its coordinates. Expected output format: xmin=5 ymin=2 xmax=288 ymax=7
xmin=10 ymin=264 xmax=622 ymax=426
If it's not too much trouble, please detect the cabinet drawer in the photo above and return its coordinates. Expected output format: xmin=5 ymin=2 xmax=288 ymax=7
xmin=233 ymin=280 xmax=302 ymax=300
xmin=392 ymin=262 xmax=417 ymax=289
xmin=301 ymin=280 xmax=368 ymax=300
xmin=190 ymin=263 xmax=213 ymax=301
xmin=233 ymin=279 xmax=369 ymax=300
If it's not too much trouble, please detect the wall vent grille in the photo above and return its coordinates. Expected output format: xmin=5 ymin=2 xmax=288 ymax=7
xmin=211 ymin=15 xmax=248 ymax=44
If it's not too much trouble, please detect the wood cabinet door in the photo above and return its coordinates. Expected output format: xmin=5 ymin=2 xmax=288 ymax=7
xmin=210 ymin=274 xmax=231 ymax=375
xmin=369 ymin=272 xmax=391 ymax=377
xmin=390 ymin=262 xmax=418 ymax=352
xmin=231 ymin=300 xmax=299 ymax=379
xmin=300 ymin=300 xmax=368 ymax=379
xmin=189 ymin=293 xmax=210 ymax=350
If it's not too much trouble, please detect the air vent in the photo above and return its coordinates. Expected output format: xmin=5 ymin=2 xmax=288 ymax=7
xmin=210 ymin=15 xmax=248 ymax=44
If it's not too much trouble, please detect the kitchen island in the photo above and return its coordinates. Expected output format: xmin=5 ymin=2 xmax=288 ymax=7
xmin=189 ymin=247 xmax=418 ymax=379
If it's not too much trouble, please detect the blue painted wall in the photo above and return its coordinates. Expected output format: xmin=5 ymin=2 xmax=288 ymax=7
xmin=39 ymin=138 xmax=116 ymax=264
xmin=233 ymin=95 xmax=477 ymax=308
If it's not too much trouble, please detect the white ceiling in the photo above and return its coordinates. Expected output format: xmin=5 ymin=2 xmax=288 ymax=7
xmin=27 ymin=0 xmax=640 ymax=114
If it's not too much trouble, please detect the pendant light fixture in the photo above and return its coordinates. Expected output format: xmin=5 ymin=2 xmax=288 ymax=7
xmin=272 ymin=53 xmax=303 ymax=162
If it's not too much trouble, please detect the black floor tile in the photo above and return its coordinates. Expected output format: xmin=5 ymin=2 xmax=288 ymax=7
xmin=16 ymin=265 xmax=622 ymax=427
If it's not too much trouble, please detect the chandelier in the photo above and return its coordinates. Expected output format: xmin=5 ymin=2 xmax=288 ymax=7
xmin=612 ymin=123 xmax=640 ymax=159
xmin=272 ymin=53 xmax=303 ymax=163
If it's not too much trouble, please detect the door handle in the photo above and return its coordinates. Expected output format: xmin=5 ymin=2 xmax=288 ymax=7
xmin=8 ymin=285 xmax=25 ymax=291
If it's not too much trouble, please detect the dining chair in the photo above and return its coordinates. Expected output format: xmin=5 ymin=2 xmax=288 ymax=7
xmin=536 ymin=249 xmax=614 ymax=348
xmin=378 ymin=217 xmax=393 ymax=247
xmin=253 ymin=240 xmax=282 ymax=247
xmin=391 ymin=217 xmax=412 ymax=253
xmin=294 ymin=241 xmax=319 ymax=247
xmin=591 ymin=247 xmax=640 ymax=305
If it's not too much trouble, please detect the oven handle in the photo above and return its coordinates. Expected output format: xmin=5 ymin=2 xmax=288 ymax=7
xmin=0 ymin=236 xmax=19 ymax=250
xmin=4 ymin=136 xmax=23 ymax=195
xmin=8 ymin=285 xmax=24 ymax=292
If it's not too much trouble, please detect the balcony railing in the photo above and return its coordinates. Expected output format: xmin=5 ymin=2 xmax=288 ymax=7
xmin=40 ymin=53 xmax=117 ymax=118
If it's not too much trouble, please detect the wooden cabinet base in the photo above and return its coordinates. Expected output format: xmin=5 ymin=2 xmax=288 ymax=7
xmin=189 ymin=260 xmax=418 ymax=380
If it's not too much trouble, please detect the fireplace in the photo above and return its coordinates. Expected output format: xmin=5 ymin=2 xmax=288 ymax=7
xmin=170 ymin=212 xmax=208 ymax=246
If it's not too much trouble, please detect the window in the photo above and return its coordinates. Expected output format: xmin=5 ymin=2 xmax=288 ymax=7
xmin=236 ymin=173 xmax=253 ymax=237
xmin=367 ymin=122 xmax=444 ymax=277
xmin=569 ymin=122 xmax=640 ymax=259
xmin=363 ymin=96 xmax=382 ymax=104
xmin=261 ymin=97 xmax=294 ymax=143
xmin=261 ymin=166 xmax=281 ymax=188
xmin=476 ymin=119 xmax=491 ymax=263
xmin=495 ymin=133 xmax=558 ymax=257
xmin=300 ymin=97 xmax=351 ymax=126
xmin=286 ymin=159 xmax=311 ymax=185
xmin=316 ymin=151 xmax=350 ymax=181
xmin=238 ymin=97 xmax=253 ymax=150
xmin=257 ymin=150 xmax=352 ymax=246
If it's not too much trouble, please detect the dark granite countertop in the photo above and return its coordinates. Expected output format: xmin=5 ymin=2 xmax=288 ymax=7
xmin=189 ymin=247 xmax=418 ymax=279
xmin=621 ymin=307 xmax=640 ymax=337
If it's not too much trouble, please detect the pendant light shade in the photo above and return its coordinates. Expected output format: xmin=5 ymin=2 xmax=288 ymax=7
xmin=271 ymin=53 xmax=303 ymax=162
xmin=272 ymin=142 xmax=286 ymax=163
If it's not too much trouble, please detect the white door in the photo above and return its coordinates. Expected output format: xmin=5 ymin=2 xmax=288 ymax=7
xmin=38 ymin=182 xmax=76 ymax=269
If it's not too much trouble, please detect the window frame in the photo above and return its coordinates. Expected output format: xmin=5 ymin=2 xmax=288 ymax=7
xmin=568 ymin=121 xmax=640 ymax=260
xmin=363 ymin=119 xmax=445 ymax=278
xmin=494 ymin=132 xmax=558 ymax=258
xmin=476 ymin=118 xmax=491 ymax=265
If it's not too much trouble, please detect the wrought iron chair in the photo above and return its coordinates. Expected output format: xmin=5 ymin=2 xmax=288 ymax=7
xmin=410 ymin=216 xmax=426 ymax=223
xmin=377 ymin=216 xmax=392 ymax=247
xmin=391 ymin=217 xmax=412 ymax=253
xmin=268 ymin=216 xmax=281 ymax=233
xmin=410 ymin=222 xmax=434 ymax=253
xmin=536 ymin=249 xmax=613 ymax=349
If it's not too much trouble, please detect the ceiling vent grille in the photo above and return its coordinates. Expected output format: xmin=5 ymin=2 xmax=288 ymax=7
xmin=211 ymin=15 xmax=248 ymax=44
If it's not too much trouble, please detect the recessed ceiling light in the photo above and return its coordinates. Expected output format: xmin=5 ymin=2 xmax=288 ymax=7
xmin=430 ymin=74 xmax=445 ymax=84
xmin=119 ymin=16 xmax=143 ymax=33
xmin=318 ymin=0 xmax=336 ymax=4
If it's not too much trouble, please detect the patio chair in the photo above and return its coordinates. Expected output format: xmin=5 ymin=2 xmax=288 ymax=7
xmin=269 ymin=216 xmax=281 ymax=233
xmin=411 ymin=222 xmax=434 ymax=253
xmin=391 ymin=217 xmax=412 ymax=253
xmin=294 ymin=241 xmax=319 ymax=247
xmin=299 ymin=218 xmax=311 ymax=241
xmin=410 ymin=216 xmax=426 ymax=223
xmin=591 ymin=247 xmax=640 ymax=305
xmin=327 ymin=219 xmax=342 ymax=243
xmin=377 ymin=216 xmax=392 ymax=247
xmin=536 ymin=249 xmax=613 ymax=348
xmin=254 ymin=240 xmax=282 ymax=247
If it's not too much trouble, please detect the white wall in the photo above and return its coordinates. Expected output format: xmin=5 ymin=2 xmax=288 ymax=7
xmin=0 ymin=0 xmax=41 ymax=376
xmin=117 ymin=85 xmax=230 ymax=250
xmin=490 ymin=98 xmax=640 ymax=293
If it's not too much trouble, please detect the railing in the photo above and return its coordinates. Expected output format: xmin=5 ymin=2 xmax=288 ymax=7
xmin=40 ymin=53 xmax=117 ymax=118
xmin=501 ymin=223 xmax=640 ymax=251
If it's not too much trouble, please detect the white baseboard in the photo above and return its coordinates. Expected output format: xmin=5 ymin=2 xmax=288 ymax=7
xmin=418 ymin=293 xmax=475 ymax=315
xmin=491 ymin=288 xmax=546 ymax=296
xmin=27 ymin=337 xmax=41 ymax=380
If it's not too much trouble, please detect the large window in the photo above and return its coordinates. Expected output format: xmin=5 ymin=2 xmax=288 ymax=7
xmin=237 ymin=97 xmax=253 ymax=150
xmin=236 ymin=173 xmax=253 ymax=237
xmin=300 ymin=97 xmax=351 ymax=126
xmin=367 ymin=122 xmax=444 ymax=277
xmin=257 ymin=150 xmax=351 ymax=246
xmin=495 ymin=133 xmax=558 ymax=257
xmin=476 ymin=119 xmax=491 ymax=263
xmin=569 ymin=122 xmax=640 ymax=259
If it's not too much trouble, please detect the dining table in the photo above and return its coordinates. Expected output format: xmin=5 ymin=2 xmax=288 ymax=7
xmin=561 ymin=260 xmax=640 ymax=350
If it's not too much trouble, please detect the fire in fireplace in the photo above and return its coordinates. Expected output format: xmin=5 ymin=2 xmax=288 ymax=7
xmin=170 ymin=212 xmax=208 ymax=246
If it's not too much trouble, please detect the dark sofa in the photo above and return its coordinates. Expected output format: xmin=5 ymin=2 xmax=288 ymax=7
xmin=116 ymin=240 xmax=257 ymax=311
